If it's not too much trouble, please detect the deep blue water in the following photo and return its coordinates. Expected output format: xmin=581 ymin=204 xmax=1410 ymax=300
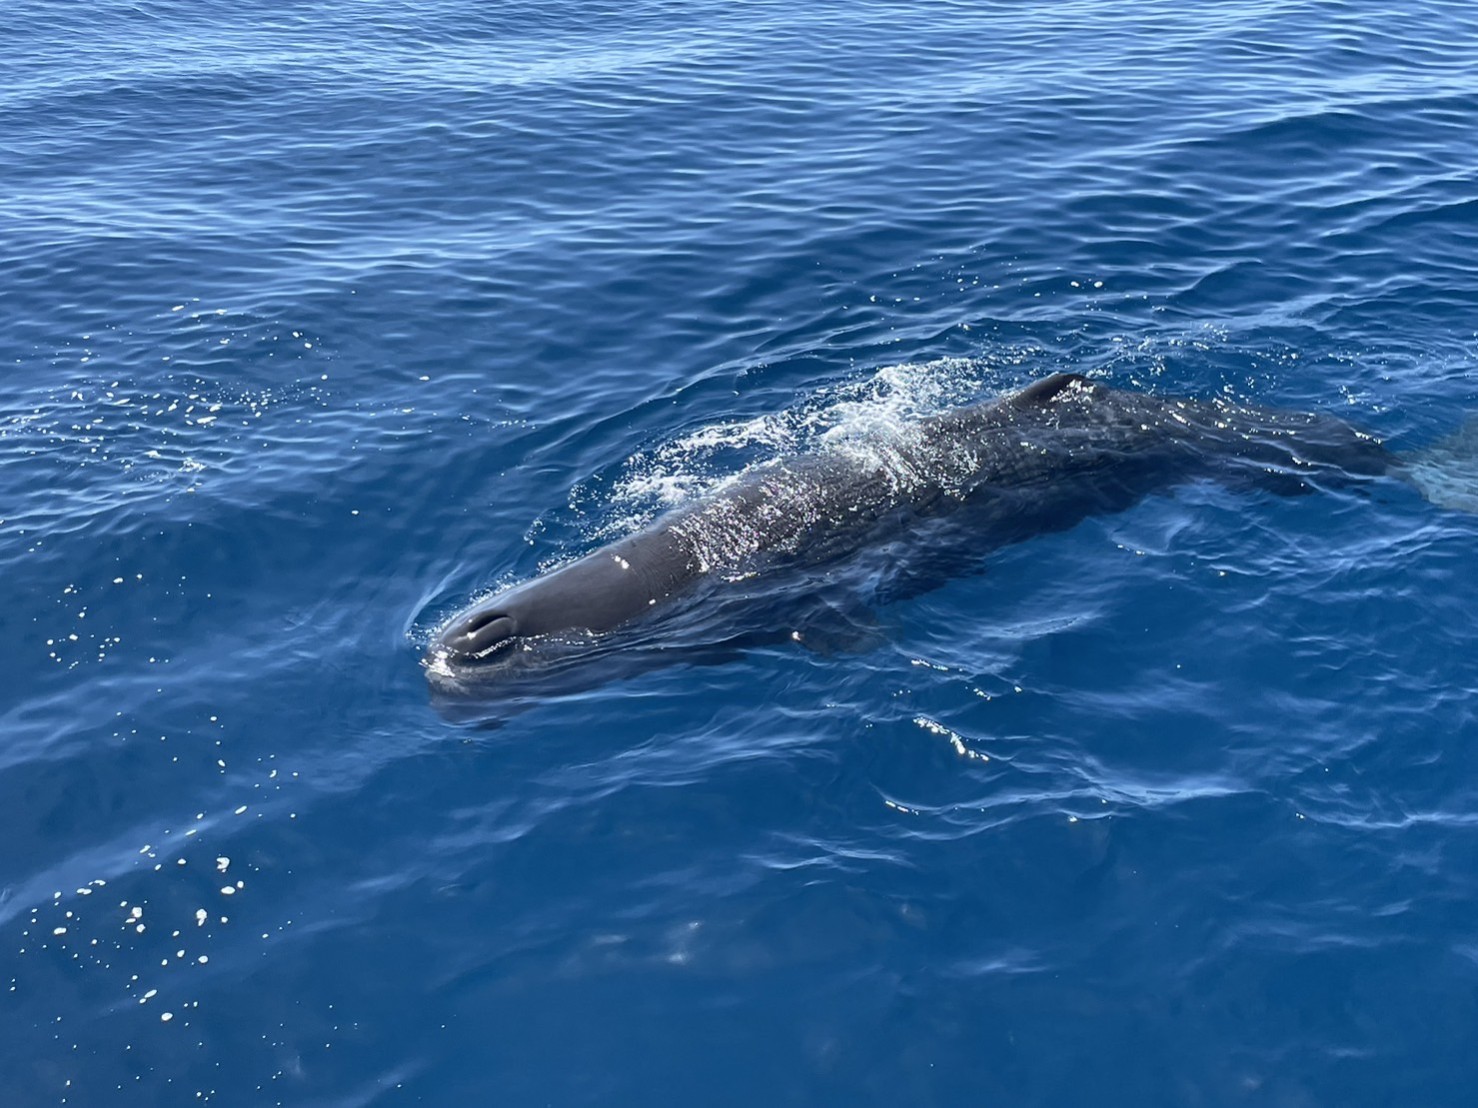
xmin=6 ymin=0 xmax=1478 ymax=1103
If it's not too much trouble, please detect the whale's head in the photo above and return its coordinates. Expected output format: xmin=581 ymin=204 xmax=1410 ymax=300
xmin=429 ymin=605 xmax=520 ymax=668
xmin=421 ymin=592 xmax=665 ymax=724
xmin=422 ymin=593 xmax=609 ymax=700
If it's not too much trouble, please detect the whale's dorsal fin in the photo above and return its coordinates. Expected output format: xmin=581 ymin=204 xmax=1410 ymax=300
xmin=1012 ymin=372 xmax=1093 ymax=407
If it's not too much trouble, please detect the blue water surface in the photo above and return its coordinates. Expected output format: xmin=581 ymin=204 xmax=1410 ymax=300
xmin=5 ymin=1 xmax=1478 ymax=1104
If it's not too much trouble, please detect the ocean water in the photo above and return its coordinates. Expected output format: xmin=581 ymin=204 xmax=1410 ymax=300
xmin=5 ymin=0 xmax=1478 ymax=1104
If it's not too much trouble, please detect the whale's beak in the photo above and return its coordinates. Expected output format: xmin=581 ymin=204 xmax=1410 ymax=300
xmin=435 ymin=608 xmax=519 ymax=663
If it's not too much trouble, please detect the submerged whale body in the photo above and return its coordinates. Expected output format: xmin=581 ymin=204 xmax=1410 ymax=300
xmin=426 ymin=372 xmax=1407 ymax=695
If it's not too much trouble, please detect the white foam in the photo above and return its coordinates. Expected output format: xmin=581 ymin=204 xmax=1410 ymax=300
xmin=606 ymin=356 xmax=1000 ymax=522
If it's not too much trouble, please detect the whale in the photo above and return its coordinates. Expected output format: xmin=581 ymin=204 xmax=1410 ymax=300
xmin=425 ymin=371 xmax=1421 ymax=698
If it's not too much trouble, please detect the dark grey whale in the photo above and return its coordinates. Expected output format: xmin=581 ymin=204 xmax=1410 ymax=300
xmin=427 ymin=372 xmax=1413 ymax=689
